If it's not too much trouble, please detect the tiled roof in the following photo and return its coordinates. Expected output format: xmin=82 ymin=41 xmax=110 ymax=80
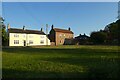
xmin=8 ymin=28 xmax=45 ymax=35
xmin=8 ymin=28 xmax=24 ymax=33
xmin=53 ymin=28 xmax=74 ymax=34
xmin=25 ymin=29 xmax=45 ymax=34
xmin=75 ymin=34 xmax=89 ymax=39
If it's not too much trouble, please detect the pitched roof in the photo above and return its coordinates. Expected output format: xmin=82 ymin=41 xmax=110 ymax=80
xmin=53 ymin=28 xmax=74 ymax=34
xmin=25 ymin=29 xmax=45 ymax=34
xmin=8 ymin=28 xmax=45 ymax=35
xmin=8 ymin=28 xmax=24 ymax=33
xmin=75 ymin=34 xmax=89 ymax=39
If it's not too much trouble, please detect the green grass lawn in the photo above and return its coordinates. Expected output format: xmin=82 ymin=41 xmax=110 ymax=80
xmin=2 ymin=45 xmax=120 ymax=79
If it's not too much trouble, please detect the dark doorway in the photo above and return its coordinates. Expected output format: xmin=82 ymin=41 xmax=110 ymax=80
xmin=24 ymin=40 xmax=26 ymax=46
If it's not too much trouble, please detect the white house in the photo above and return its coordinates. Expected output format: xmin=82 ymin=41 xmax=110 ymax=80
xmin=7 ymin=25 xmax=50 ymax=46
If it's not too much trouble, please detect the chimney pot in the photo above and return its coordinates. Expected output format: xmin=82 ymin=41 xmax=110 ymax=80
xmin=68 ymin=27 xmax=71 ymax=31
xmin=23 ymin=25 xmax=25 ymax=30
xmin=51 ymin=24 xmax=54 ymax=29
xmin=41 ymin=28 xmax=43 ymax=32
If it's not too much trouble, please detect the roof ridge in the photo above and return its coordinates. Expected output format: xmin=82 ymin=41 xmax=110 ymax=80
xmin=53 ymin=28 xmax=74 ymax=34
xmin=10 ymin=28 xmax=43 ymax=32
xmin=54 ymin=28 xmax=69 ymax=31
xmin=26 ymin=29 xmax=41 ymax=31
xmin=10 ymin=28 xmax=23 ymax=30
xmin=9 ymin=28 xmax=45 ymax=35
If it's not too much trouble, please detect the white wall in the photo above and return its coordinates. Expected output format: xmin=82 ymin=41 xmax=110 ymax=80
xmin=26 ymin=34 xmax=50 ymax=46
xmin=9 ymin=33 xmax=26 ymax=46
xmin=9 ymin=33 xmax=50 ymax=46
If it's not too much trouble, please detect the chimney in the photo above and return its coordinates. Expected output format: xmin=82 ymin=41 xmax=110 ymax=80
xmin=23 ymin=25 xmax=25 ymax=30
xmin=79 ymin=34 xmax=81 ymax=36
xmin=41 ymin=28 xmax=43 ymax=32
xmin=84 ymin=33 xmax=86 ymax=36
xmin=7 ymin=23 xmax=10 ymax=29
xmin=51 ymin=24 xmax=54 ymax=29
xmin=68 ymin=27 xmax=71 ymax=31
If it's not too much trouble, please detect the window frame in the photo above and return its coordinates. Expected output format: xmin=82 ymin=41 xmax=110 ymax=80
xmin=40 ymin=36 xmax=44 ymax=38
xmin=14 ymin=40 xmax=19 ymax=44
xmin=14 ymin=34 xmax=19 ymax=38
xmin=40 ymin=40 xmax=44 ymax=44
xmin=29 ymin=40 xmax=33 ymax=44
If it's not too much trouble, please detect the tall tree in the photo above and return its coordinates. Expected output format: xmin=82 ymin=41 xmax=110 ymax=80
xmin=104 ymin=19 xmax=119 ymax=45
xmin=0 ymin=17 xmax=8 ymax=46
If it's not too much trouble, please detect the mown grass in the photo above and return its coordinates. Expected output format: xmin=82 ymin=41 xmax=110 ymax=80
xmin=2 ymin=45 xmax=120 ymax=79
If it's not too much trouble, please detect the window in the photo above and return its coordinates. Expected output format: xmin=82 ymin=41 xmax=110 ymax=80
xmin=60 ymin=40 xmax=62 ymax=43
xmin=59 ymin=34 xmax=62 ymax=38
xmin=29 ymin=40 xmax=33 ymax=44
xmin=40 ymin=36 xmax=44 ymax=38
xmin=14 ymin=40 xmax=19 ymax=44
xmin=40 ymin=40 xmax=44 ymax=44
xmin=14 ymin=34 xmax=19 ymax=37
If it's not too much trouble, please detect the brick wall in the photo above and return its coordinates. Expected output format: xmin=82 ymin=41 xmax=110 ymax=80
xmin=55 ymin=32 xmax=73 ymax=45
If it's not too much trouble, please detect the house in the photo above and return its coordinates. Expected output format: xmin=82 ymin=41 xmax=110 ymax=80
xmin=7 ymin=24 xmax=50 ymax=46
xmin=49 ymin=25 xmax=74 ymax=45
xmin=74 ymin=33 xmax=90 ymax=45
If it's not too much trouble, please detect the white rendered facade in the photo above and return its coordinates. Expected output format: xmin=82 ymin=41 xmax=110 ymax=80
xmin=9 ymin=33 xmax=50 ymax=46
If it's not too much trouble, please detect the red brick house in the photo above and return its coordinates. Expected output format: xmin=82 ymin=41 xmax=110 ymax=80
xmin=49 ymin=25 xmax=74 ymax=45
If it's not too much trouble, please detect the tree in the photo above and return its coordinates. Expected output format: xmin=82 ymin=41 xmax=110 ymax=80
xmin=0 ymin=17 xmax=8 ymax=46
xmin=117 ymin=19 xmax=120 ymax=45
xmin=90 ymin=31 xmax=107 ymax=44
xmin=104 ymin=19 xmax=119 ymax=45
xmin=2 ymin=27 xmax=8 ymax=46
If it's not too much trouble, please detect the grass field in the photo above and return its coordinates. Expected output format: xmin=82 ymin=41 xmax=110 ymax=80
xmin=2 ymin=45 xmax=120 ymax=79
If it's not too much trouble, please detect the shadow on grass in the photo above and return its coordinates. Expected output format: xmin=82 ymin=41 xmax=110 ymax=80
xmin=2 ymin=47 xmax=119 ymax=55
xmin=41 ymin=57 xmax=120 ymax=79
xmin=2 ymin=47 xmax=120 ymax=79
xmin=2 ymin=68 xmax=88 ymax=79
xmin=2 ymin=66 xmax=119 ymax=79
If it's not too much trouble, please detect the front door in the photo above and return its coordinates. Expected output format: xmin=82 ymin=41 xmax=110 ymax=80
xmin=24 ymin=40 xmax=26 ymax=46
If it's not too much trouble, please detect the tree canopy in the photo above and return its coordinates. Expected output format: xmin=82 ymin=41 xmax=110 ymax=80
xmin=90 ymin=19 xmax=120 ymax=45
xmin=0 ymin=17 xmax=8 ymax=46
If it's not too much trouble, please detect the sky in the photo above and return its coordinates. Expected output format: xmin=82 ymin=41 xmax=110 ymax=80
xmin=2 ymin=0 xmax=120 ymax=2
xmin=2 ymin=2 xmax=118 ymax=36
